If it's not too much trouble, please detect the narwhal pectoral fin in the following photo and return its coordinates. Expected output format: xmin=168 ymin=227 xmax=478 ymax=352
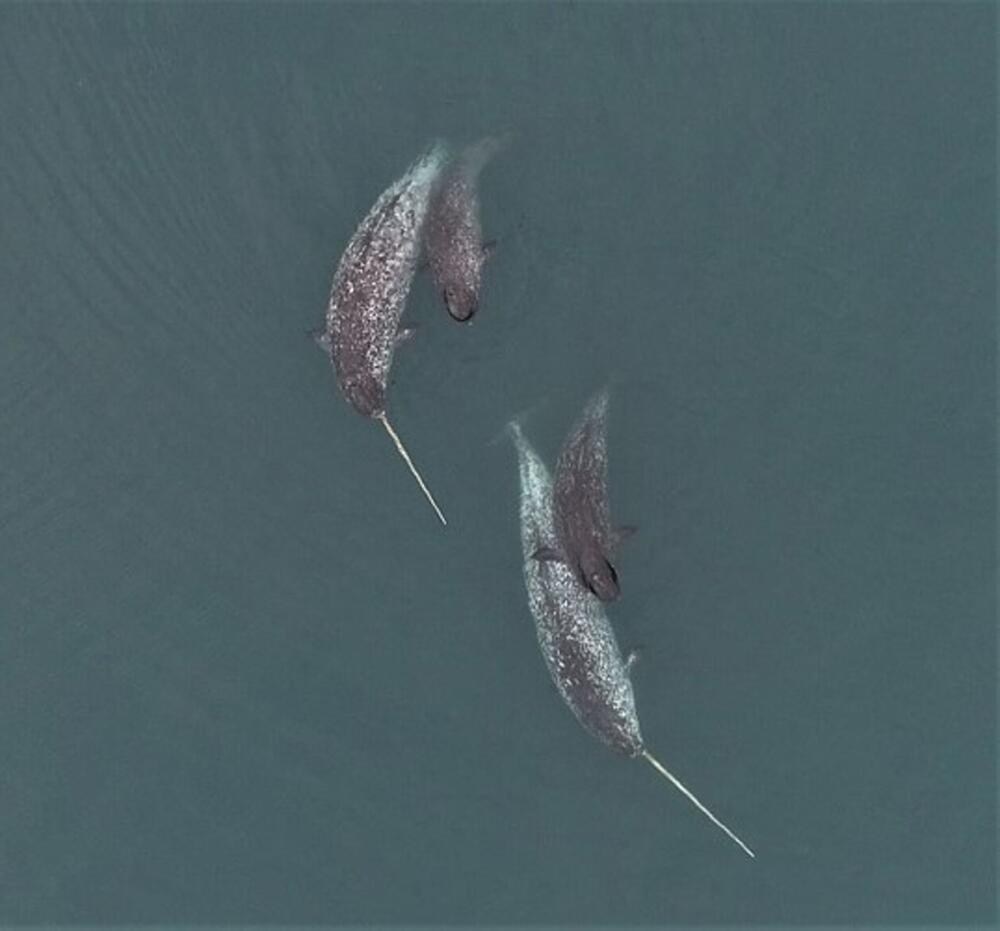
xmin=530 ymin=545 xmax=566 ymax=564
xmin=482 ymin=239 xmax=497 ymax=259
xmin=625 ymin=648 xmax=642 ymax=673
xmin=609 ymin=524 xmax=638 ymax=552
xmin=308 ymin=327 xmax=332 ymax=353
xmin=395 ymin=325 xmax=418 ymax=347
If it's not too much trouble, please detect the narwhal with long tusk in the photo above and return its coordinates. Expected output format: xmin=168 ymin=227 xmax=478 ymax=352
xmin=317 ymin=142 xmax=449 ymax=525
xmin=508 ymin=419 xmax=755 ymax=858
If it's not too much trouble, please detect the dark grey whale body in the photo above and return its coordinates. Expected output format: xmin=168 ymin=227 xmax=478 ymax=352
xmin=423 ymin=135 xmax=505 ymax=322
xmin=535 ymin=388 xmax=633 ymax=602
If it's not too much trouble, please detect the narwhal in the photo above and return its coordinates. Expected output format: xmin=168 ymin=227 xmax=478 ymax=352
xmin=318 ymin=143 xmax=449 ymax=525
xmin=534 ymin=388 xmax=634 ymax=602
xmin=508 ymin=419 xmax=755 ymax=858
xmin=423 ymin=134 xmax=507 ymax=323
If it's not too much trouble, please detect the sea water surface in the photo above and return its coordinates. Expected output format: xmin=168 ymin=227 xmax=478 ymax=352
xmin=0 ymin=2 xmax=995 ymax=925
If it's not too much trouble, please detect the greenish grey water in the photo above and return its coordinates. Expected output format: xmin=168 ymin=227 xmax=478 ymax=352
xmin=0 ymin=1 xmax=994 ymax=925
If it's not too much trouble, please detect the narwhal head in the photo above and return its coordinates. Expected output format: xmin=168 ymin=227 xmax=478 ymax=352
xmin=579 ymin=546 xmax=620 ymax=602
xmin=443 ymin=282 xmax=478 ymax=323
xmin=340 ymin=369 xmax=385 ymax=418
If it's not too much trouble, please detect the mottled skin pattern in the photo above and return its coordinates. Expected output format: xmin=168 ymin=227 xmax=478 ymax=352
xmin=424 ymin=136 xmax=502 ymax=322
xmin=553 ymin=388 xmax=621 ymax=602
xmin=509 ymin=421 xmax=643 ymax=757
xmin=326 ymin=144 xmax=448 ymax=416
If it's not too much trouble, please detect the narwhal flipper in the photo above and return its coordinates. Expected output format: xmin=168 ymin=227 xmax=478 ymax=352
xmin=395 ymin=325 xmax=418 ymax=347
xmin=531 ymin=545 xmax=567 ymax=564
xmin=308 ymin=327 xmax=331 ymax=353
xmin=608 ymin=524 xmax=637 ymax=553
xmin=459 ymin=132 xmax=514 ymax=182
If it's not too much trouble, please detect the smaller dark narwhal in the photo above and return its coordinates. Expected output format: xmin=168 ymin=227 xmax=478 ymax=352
xmin=509 ymin=419 xmax=754 ymax=858
xmin=319 ymin=143 xmax=449 ymax=524
xmin=423 ymin=134 xmax=508 ymax=323
xmin=533 ymin=388 xmax=634 ymax=601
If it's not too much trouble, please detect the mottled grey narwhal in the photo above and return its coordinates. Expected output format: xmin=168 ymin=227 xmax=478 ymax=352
xmin=317 ymin=142 xmax=449 ymax=524
xmin=509 ymin=419 xmax=754 ymax=858
xmin=534 ymin=388 xmax=634 ymax=601
xmin=423 ymin=134 xmax=507 ymax=323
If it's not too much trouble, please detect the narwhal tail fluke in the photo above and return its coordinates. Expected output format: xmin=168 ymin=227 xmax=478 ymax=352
xmin=461 ymin=131 xmax=515 ymax=180
xmin=641 ymin=749 xmax=755 ymax=859
xmin=376 ymin=414 xmax=448 ymax=526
